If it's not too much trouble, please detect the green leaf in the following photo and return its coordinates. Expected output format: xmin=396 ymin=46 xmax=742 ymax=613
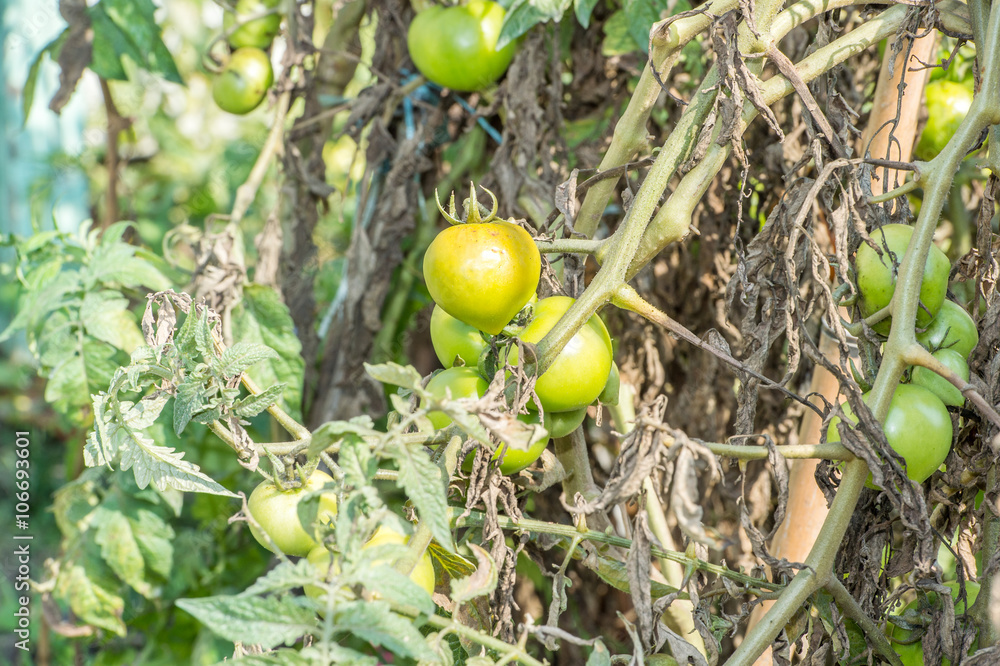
xmin=87 ymin=240 xmax=172 ymax=291
xmin=602 ymin=10 xmax=640 ymax=56
xmin=574 ymin=0 xmax=602 ymax=28
xmin=594 ymin=556 xmax=678 ymax=598
xmin=231 ymin=284 xmax=305 ymax=419
xmin=348 ymin=564 xmax=435 ymax=616
xmin=586 ymin=641 xmax=613 ymax=666
xmin=215 ymin=341 xmax=278 ymax=378
xmin=225 ymin=646 xmax=377 ymax=665
xmin=88 ymin=413 xmax=236 ymax=497
xmin=337 ymin=434 xmax=378 ymax=488
xmin=497 ymin=0 xmax=573 ymax=50
xmin=242 ymin=560 xmax=317 ymax=596
xmin=55 ymin=556 xmax=126 ymax=636
xmin=427 ymin=542 xmax=478 ymax=579
xmin=331 ymin=601 xmax=438 ymax=661
xmin=93 ymin=506 xmax=152 ymax=597
xmin=387 ymin=440 xmax=453 ymax=552
xmin=80 ymin=290 xmax=145 ymax=353
xmin=176 ymin=595 xmax=317 ymax=649
xmin=52 ymin=471 xmax=103 ymax=540
xmin=23 ymin=30 xmax=68 ymax=126
xmin=121 ymin=392 xmax=170 ymax=430
xmin=173 ymin=377 xmax=200 ymax=435
xmin=232 ymin=383 xmax=286 ymax=419
xmin=129 ymin=507 xmax=175 ymax=579
xmin=87 ymin=0 xmax=182 ymax=83
xmin=44 ymin=340 xmax=119 ymax=411
xmin=308 ymin=417 xmax=377 ymax=461
xmin=624 ymin=0 xmax=668 ymax=52
xmin=119 ymin=428 xmax=237 ymax=497
xmin=364 ymin=362 xmax=424 ymax=391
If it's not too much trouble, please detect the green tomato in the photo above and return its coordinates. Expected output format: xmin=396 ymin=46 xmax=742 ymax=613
xmin=407 ymin=0 xmax=517 ymax=92
xmin=422 ymin=366 xmax=489 ymax=430
xmin=915 ymin=81 xmax=975 ymax=161
xmin=827 ymin=384 xmax=952 ymax=486
xmin=504 ymin=296 xmax=614 ymax=412
xmin=423 ymin=219 xmax=540 ymax=335
xmin=599 ymin=361 xmax=621 ymax=405
xmin=305 ymin=525 xmax=435 ymax=601
xmin=463 ymin=435 xmax=549 ymax=475
xmin=518 ymin=406 xmax=588 ymax=440
xmin=912 ymin=348 xmax=969 ymax=407
xmin=224 ymin=0 xmax=282 ymax=49
xmin=430 ymin=304 xmax=488 ymax=369
xmin=247 ymin=470 xmax=338 ymax=556
xmin=212 ymin=47 xmax=274 ymax=115
xmin=854 ymin=224 xmax=950 ymax=335
xmin=917 ymin=300 xmax=979 ymax=358
xmin=889 ymin=581 xmax=980 ymax=666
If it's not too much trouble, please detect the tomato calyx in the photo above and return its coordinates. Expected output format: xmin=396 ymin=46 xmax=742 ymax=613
xmin=436 ymin=183 xmax=499 ymax=225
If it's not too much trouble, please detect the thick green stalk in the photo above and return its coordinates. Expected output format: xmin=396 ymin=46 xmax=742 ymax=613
xmin=726 ymin=459 xmax=869 ymax=666
xmin=573 ymin=0 xmax=740 ymax=238
xmin=731 ymin=5 xmax=1000 ymax=662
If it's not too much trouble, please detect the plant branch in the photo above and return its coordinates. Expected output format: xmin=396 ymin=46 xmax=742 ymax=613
xmin=705 ymin=441 xmax=853 ymax=461
xmin=902 ymin=344 xmax=1000 ymax=438
xmin=612 ymin=284 xmax=821 ymax=414
xmin=726 ymin=459 xmax=870 ymax=666
xmin=827 ymin=578 xmax=904 ymax=666
xmin=230 ymin=90 xmax=292 ymax=226
xmin=453 ymin=509 xmax=779 ymax=591
xmin=421 ymin=613 xmax=545 ymax=666
xmin=535 ymin=238 xmax=605 ymax=255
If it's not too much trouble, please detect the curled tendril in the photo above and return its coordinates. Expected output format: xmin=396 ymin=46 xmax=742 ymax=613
xmin=435 ymin=182 xmax=499 ymax=225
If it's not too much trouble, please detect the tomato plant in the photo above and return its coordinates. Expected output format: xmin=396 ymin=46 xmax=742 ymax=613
xmin=224 ymin=0 xmax=282 ymax=50
xmin=828 ymin=384 xmax=952 ymax=486
xmin=917 ymin=299 xmax=979 ymax=358
xmin=247 ymin=470 xmax=339 ymax=557
xmin=430 ymin=304 xmax=488 ymax=368
xmin=911 ymin=348 xmax=969 ymax=407
xmin=212 ymin=47 xmax=274 ymax=115
xmin=407 ymin=0 xmax=517 ymax=92
xmin=423 ymin=213 xmax=540 ymax=335
xmin=854 ymin=224 xmax=950 ymax=334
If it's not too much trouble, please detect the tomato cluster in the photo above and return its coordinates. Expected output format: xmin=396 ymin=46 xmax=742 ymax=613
xmin=842 ymin=225 xmax=980 ymax=487
xmin=212 ymin=0 xmax=282 ymax=114
xmin=420 ymin=186 xmax=617 ymax=474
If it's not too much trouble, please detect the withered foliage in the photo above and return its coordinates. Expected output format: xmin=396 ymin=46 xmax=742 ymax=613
xmin=258 ymin=0 xmax=1000 ymax=662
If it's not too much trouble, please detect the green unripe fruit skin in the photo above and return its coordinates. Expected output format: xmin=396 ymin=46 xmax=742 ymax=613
xmin=917 ymin=300 xmax=979 ymax=358
xmin=212 ymin=47 xmax=274 ymax=115
xmin=855 ymin=224 xmax=950 ymax=335
xmin=225 ymin=0 xmax=282 ymax=49
xmin=915 ymin=81 xmax=975 ymax=161
xmin=912 ymin=348 xmax=969 ymax=407
xmin=430 ymin=305 xmax=488 ymax=369
xmin=422 ymin=366 xmax=489 ymax=430
xmin=827 ymin=384 xmax=952 ymax=487
xmin=247 ymin=470 xmax=338 ymax=556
